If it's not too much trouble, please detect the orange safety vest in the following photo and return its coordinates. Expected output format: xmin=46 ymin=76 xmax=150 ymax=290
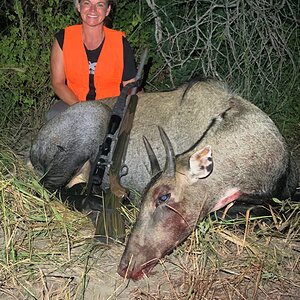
xmin=63 ymin=25 xmax=124 ymax=101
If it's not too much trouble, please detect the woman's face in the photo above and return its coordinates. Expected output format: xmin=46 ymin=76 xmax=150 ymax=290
xmin=77 ymin=0 xmax=111 ymax=27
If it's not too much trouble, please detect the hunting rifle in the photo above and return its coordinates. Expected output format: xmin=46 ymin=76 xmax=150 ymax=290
xmin=91 ymin=48 xmax=148 ymax=243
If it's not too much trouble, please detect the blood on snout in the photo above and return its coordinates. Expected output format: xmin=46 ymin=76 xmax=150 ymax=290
xmin=158 ymin=201 xmax=191 ymax=245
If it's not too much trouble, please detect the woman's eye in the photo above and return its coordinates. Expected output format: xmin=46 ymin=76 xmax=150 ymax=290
xmin=157 ymin=193 xmax=171 ymax=205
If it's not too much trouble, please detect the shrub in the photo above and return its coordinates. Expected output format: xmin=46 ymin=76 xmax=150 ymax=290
xmin=0 ymin=0 xmax=298 ymax=141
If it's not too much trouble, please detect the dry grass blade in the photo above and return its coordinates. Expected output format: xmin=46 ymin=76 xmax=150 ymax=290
xmin=216 ymin=228 xmax=260 ymax=257
xmin=0 ymin=147 xmax=97 ymax=299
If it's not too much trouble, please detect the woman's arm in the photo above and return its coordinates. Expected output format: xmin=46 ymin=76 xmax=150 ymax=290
xmin=122 ymin=78 xmax=136 ymax=87
xmin=50 ymin=39 xmax=79 ymax=106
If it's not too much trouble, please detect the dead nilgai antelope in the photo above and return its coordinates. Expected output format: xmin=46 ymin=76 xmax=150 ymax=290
xmin=30 ymin=80 xmax=299 ymax=280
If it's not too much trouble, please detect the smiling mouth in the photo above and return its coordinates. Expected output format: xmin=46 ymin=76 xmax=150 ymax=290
xmin=87 ymin=15 xmax=99 ymax=18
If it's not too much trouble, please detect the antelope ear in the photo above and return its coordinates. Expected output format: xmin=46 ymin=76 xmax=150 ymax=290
xmin=189 ymin=146 xmax=213 ymax=180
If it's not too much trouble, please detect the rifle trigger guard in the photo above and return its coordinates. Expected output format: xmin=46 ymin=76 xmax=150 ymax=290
xmin=119 ymin=164 xmax=129 ymax=178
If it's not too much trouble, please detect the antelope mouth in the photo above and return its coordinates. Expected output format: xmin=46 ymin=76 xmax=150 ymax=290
xmin=118 ymin=258 xmax=159 ymax=281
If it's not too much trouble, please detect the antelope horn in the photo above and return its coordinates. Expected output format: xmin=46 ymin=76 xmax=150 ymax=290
xmin=158 ymin=126 xmax=176 ymax=177
xmin=143 ymin=136 xmax=161 ymax=176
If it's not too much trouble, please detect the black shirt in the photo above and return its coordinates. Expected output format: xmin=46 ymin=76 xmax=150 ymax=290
xmin=55 ymin=29 xmax=136 ymax=100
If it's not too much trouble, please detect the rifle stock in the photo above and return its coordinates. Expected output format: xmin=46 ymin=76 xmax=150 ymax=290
xmin=109 ymin=94 xmax=138 ymax=198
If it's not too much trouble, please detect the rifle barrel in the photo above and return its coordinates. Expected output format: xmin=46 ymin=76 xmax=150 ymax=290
xmin=130 ymin=48 xmax=149 ymax=95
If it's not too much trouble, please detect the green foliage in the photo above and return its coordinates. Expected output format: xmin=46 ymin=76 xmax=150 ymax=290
xmin=0 ymin=0 xmax=77 ymax=131
xmin=112 ymin=1 xmax=152 ymax=64
xmin=0 ymin=0 xmax=298 ymax=143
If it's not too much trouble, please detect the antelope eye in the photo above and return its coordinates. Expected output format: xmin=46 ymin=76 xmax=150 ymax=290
xmin=157 ymin=193 xmax=171 ymax=205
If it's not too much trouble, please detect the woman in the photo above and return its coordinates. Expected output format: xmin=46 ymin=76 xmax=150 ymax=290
xmin=48 ymin=0 xmax=136 ymax=119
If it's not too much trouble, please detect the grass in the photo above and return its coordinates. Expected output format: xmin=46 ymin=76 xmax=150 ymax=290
xmin=0 ymin=145 xmax=97 ymax=299
xmin=0 ymin=138 xmax=299 ymax=299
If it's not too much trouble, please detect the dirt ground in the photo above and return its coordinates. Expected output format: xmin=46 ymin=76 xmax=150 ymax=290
xmin=1 ymin=218 xmax=299 ymax=300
